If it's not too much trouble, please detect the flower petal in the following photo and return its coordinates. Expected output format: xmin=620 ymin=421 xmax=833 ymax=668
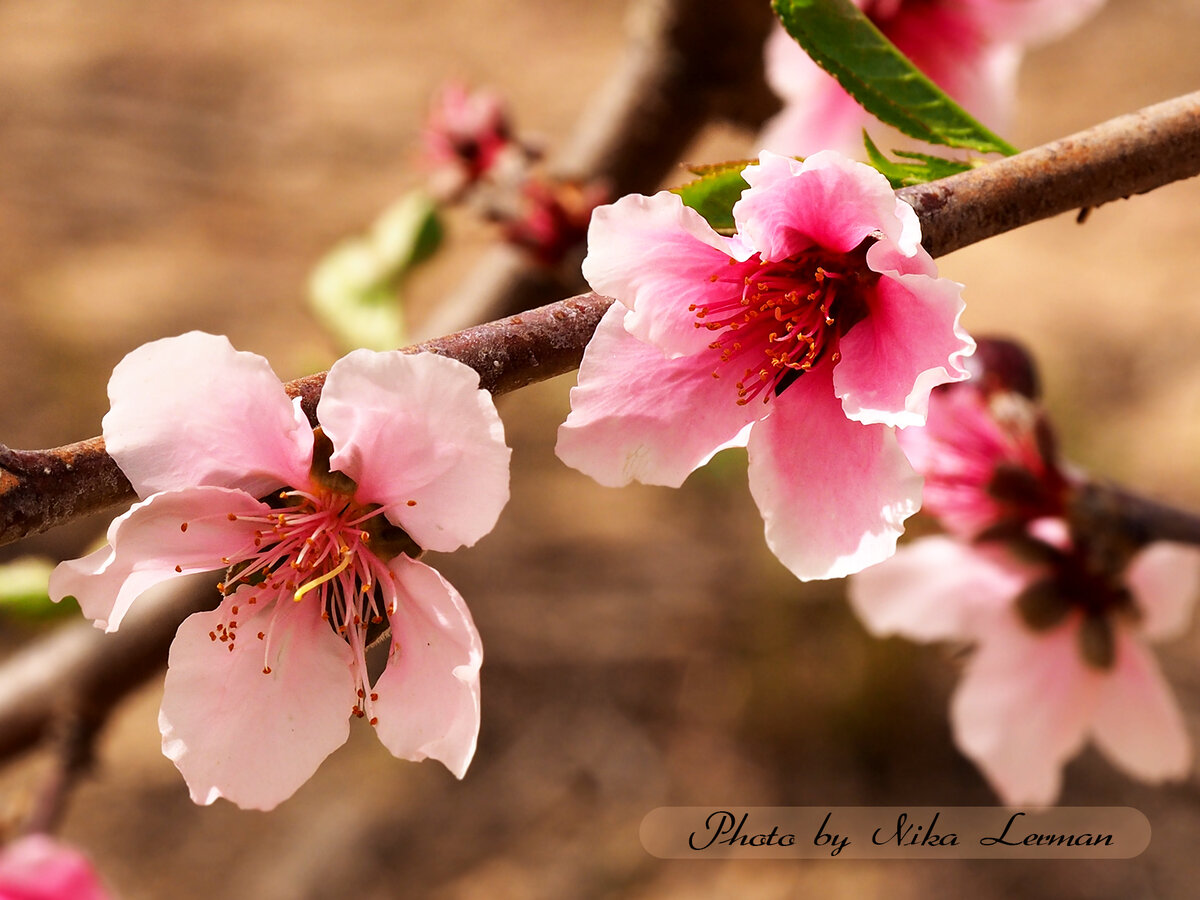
xmin=746 ymin=366 xmax=922 ymax=580
xmin=0 ymin=835 xmax=112 ymax=900
xmin=1089 ymin=628 xmax=1191 ymax=783
xmin=582 ymin=191 xmax=746 ymax=358
xmin=556 ymin=304 xmax=759 ymax=488
xmin=736 ymin=150 xmax=919 ymax=258
xmin=371 ymin=557 xmax=482 ymax=779
xmin=317 ymin=350 xmax=511 ymax=553
xmin=950 ymin=616 xmax=1096 ymax=805
xmin=1124 ymin=542 xmax=1200 ymax=641
xmin=48 ymin=487 xmax=270 ymax=633
xmin=758 ymin=25 xmax=874 ymax=158
xmin=849 ymin=536 xmax=1033 ymax=642
xmin=159 ymin=588 xmax=356 ymax=811
xmin=834 ymin=242 xmax=973 ymax=428
xmin=103 ymin=332 xmax=313 ymax=498
xmin=961 ymin=0 xmax=1106 ymax=45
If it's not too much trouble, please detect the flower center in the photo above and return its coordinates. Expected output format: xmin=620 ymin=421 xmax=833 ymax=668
xmin=204 ymin=428 xmax=420 ymax=724
xmin=691 ymin=249 xmax=872 ymax=405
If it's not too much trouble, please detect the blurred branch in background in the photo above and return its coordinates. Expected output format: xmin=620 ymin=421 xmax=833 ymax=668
xmin=414 ymin=0 xmax=779 ymax=340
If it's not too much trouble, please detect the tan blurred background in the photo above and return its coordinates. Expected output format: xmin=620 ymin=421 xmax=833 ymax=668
xmin=2 ymin=0 xmax=1200 ymax=897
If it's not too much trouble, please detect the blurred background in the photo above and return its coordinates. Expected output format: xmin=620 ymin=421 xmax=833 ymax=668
xmin=2 ymin=0 xmax=1200 ymax=896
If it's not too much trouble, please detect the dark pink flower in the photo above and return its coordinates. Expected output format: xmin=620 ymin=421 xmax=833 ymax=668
xmin=760 ymin=0 xmax=1106 ymax=157
xmin=0 ymin=835 xmax=111 ymax=900
xmin=50 ymin=334 xmax=511 ymax=809
xmin=556 ymin=151 xmax=973 ymax=580
xmin=422 ymin=82 xmax=520 ymax=198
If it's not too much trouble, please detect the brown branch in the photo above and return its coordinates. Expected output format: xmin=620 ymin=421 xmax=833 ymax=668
xmin=415 ymin=0 xmax=779 ymax=340
xmin=899 ymin=90 xmax=1200 ymax=258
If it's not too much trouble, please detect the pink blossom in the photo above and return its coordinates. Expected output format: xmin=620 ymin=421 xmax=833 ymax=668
xmin=0 ymin=835 xmax=112 ymax=900
xmin=759 ymin=0 xmax=1106 ymax=158
xmin=556 ymin=151 xmax=973 ymax=580
xmin=49 ymin=334 xmax=510 ymax=810
xmin=850 ymin=532 xmax=1200 ymax=805
xmin=896 ymin=376 xmax=1068 ymax=539
xmin=423 ymin=82 xmax=521 ymax=198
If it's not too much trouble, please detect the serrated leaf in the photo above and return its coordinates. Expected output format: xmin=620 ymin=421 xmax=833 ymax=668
xmin=772 ymin=0 xmax=1018 ymax=156
xmin=308 ymin=190 xmax=443 ymax=352
xmin=862 ymin=132 xmax=974 ymax=187
xmin=672 ymin=164 xmax=751 ymax=234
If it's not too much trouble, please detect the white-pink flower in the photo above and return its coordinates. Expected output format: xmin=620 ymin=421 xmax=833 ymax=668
xmin=759 ymin=0 xmax=1106 ymax=158
xmin=851 ymin=532 xmax=1200 ymax=805
xmin=0 ymin=835 xmax=112 ymax=900
xmin=49 ymin=333 xmax=510 ymax=810
xmin=556 ymin=150 xmax=974 ymax=580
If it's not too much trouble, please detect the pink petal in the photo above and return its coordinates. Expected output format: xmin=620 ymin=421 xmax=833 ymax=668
xmin=746 ymin=366 xmax=922 ymax=580
xmin=103 ymin=332 xmax=313 ymax=498
xmin=556 ymin=304 xmax=758 ymax=488
xmin=159 ymin=588 xmax=357 ymax=810
xmin=0 ymin=835 xmax=112 ymax=900
xmin=962 ymin=0 xmax=1107 ymax=45
xmin=372 ymin=557 xmax=482 ymax=779
xmin=581 ymin=191 xmax=746 ymax=358
xmin=48 ymin=487 xmax=270 ymax=633
xmin=849 ymin=536 xmax=1033 ymax=642
xmin=317 ymin=350 xmax=511 ymax=553
xmin=951 ymin=616 xmax=1097 ymax=805
xmin=1124 ymin=542 xmax=1200 ymax=641
xmin=758 ymin=25 xmax=873 ymax=158
xmin=1089 ymin=628 xmax=1191 ymax=783
xmin=736 ymin=150 xmax=919 ymax=258
xmin=834 ymin=242 xmax=973 ymax=428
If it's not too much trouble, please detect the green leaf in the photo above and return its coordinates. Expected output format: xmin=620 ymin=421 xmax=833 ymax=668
xmin=772 ymin=0 xmax=1018 ymax=156
xmin=672 ymin=163 xmax=752 ymax=234
xmin=861 ymin=132 xmax=975 ymax=187
xmin=0 ymin=557 xmax=74 ymax=621
xmin=308 ymin=190 xmax=444 ymax=352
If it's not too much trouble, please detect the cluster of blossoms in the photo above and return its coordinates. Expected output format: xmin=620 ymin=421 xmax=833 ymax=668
xmin=760 ymin=0 xmax=1106 ymax=158
xmin=51 ymin=334 xmax=510 ymax=810
xmin=422 ymin=82 xmax=607 ymax=267
xmin=557 ymin=150 xmax=973 ymax=580
xmin=850 ymin=342 xmax=1200 ymax=804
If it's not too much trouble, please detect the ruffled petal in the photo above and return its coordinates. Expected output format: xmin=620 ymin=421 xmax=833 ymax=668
xmin=834 ymin=242 xmax=973 ymax=428
xmin=103 ymin=332 xmax=313 ymax=498
xmin=582 ymin=191 xmax=746 ymax=358
xmin=48 ymin=487 xmax=270 ymax=633
xmin=951 ymin=616 xmax=1097 ymax=805
xmin=556 ymin=304 xmax=759 ymax=488
xmin=371 ymin=557 xmax=482 ymax=779
xmin=1089 ymin=628 xmax=1191 ymax=783
xmin=159 ymin=588 xmax=356 ymax=811
xmin=1124 ymin=542 xmax=1200 ymax=641
xmin=736 ymin=150 xmax=919 ymax=259
xmin=317 ymin=350 xmax=510 ymax=554
xmin=849 ymin=536 xmax=1033 ymax=642
xmin=746 ymin=366 xmax=922 ymax=580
